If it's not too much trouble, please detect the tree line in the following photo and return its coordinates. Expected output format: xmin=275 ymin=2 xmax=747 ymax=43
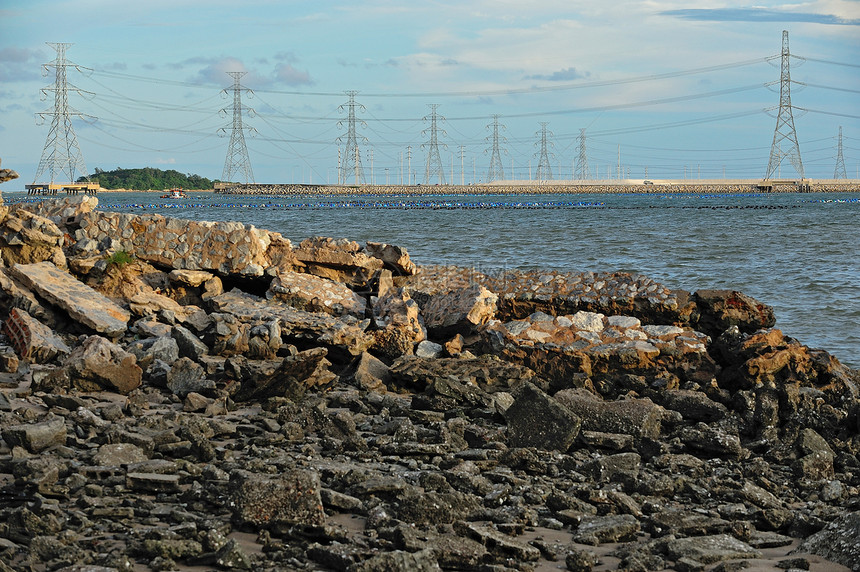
xmin=78 ymin=167 xmax=215 ymax=190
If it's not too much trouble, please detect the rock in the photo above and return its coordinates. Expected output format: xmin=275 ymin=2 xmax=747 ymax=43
xmin=365 ymin=241 xmax=417 ymax=276
xmin=420 ymin=283 xmax=497 ymax=337
xmin=10 ymin=261 xmax=130 ymax=337
xmin=0 ymin=157 xmax=19 ymax=183
xmin=659 ymin=389 xmax=728 ymax=422
xmin=353 ymin=351 xmax=391 ymax=390
xmin=454 ymin=522 xmax=541 ymax=562
xmin=228 ymin=469 xmax=325 ymax=527
xmin=14 ymin=194 xmax=97 ymax=227
xmin=665 ymin=534 xmax=762 ymax=565
xmin=554 ymin=389 xmax=664 ymax=439
xmin=794 ymin=512 xmax=860 ymax=571
xmin=171 ymin=324 xmax=209 ymax=361
xmin=126 ymin=336 xmax=179 ymax=369
xmin=93 ymin=443 xmax=149 ymax=466
xmin=2 ymin=417 xmax=66 ymax=453
xmin=209 ymin=289 xmax=373 ymax=357
xmin=693 ymin=289 xmax=776 ymax=337
xmin=2 ymin=307 xmax=71 ymax=363
xmin=0 ymin=207 xmax=66 ymax=268
xmin=794 ymin=428 xmax=835 ymax=480
xmin=166 ymin=357 xmax=211 ymax=397
xmin=168 ymin=268 xmax=214 ymax=288
xmin=292 ymin=236 xmax=383 ymax=287
xmin=232 ymin=348 xmax=336 ymax=402
xmin=572 ymin=514 xmax=640 ymax=545
xmin=415 ymin=340 xmax=444 ymax=358
xmin=49 ymin=335 xmax=142 ymax=394
xmin=566 ymin=547 xmax=598 ymax=572
xmin=349 ymin=549 xmax=441 ymax=572
xmin=581 ymin=452 xmax=641 ymax=482
xmin=373 ymin=287 xmax=425 ymax=349
xmin=503 ymin=382 xmax=582 ymax=451
xmin=267 ymin=270 xmax=367 ymax=317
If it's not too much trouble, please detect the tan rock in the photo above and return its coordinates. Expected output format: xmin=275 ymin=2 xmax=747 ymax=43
xmin=421 ymin=283 xmax=497 ymax=336
xmin=10 ymin=261 xmax=130 ymax=337
xmin=365 ymin=241 xmax=417 ymax=276
xmin=292 ymin=237 xmax=383 ymax=286
xmin=267 ymin=270 xmax=367 ymax=317
xmin=372 ymin=288 xmax=425 ymax=357
xmin=52 ymin=335 xmax=142 ymax=394
xmin=0 ymin=207 xmax=67 ymax=269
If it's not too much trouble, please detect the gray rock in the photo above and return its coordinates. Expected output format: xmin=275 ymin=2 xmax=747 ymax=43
xmin=794 ymin=511 xmax=860 ymax=571
xmin=666 ymin=534 xmax=761 ymax=565
xmin=572 ymin=514 xmax=640 ymax=545
xmin=415 ymin=340 xmax=444 ymax=358
xmin=56 ymin=335 xmax=142 ymax=394
xmin=354 ymin=351 xmax=390 ymax=390
xmin=166 ymin=357 xmax=211 ymax=397
xmin=504 ymin=382 xmax=581 ymax=451
xmin=2 ymin=416 xmax=66 ymax=453
xmin=554 ymin=389 xmax=664 ymax=439
xmin=171 ymin=324 xmax=209 ymax=361
xmin=126 ymin=335 xmax=179 ymax=368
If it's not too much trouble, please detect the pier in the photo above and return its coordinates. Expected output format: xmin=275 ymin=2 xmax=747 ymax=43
xmin=25 ymin=182 xmax=101 ymax=196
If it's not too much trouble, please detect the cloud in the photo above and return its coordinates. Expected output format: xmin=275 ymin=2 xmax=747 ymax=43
xmin=0 ymin=46 xmax=45 ymax=82
xmin=154 ymin=157 xmax=177 ymax=164
xmin=526 ymin=67 xmax=591 ymax=82
xmin=274 ymin=63 xmax=314 ymax=86
xmin=661 ymin=7 xmax=860 ymax=26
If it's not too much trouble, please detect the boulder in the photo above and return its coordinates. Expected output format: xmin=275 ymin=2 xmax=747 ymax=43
xmin=665 ymin=534 xmax=761 ymax=565
xmin=292 ymin=236 xmax=383 ymax=287
xmin=572 ymin=514 xmax=641 ymax=545
xmin=794 ymin=512 xmax=860 ymax=571
xmin=503 ymin=382 xmax=581 ymax=451
xmin=365 ymin=241 xmax=417 ymax=276
xmin=2 ymin=307 xmax=70 ymax=364
xmin=553 ymin=389 xmax=665 ymax=439
xmin=228 ymin=469 xmax=325 ymax=527
xmin=232 ymin=348 xmax=337 ymax=402
xmin=48 ymin=335 xmax=142 ymax=394
xmin=209 ymin=289 xmax=372 ymax=357
xmin=0 ymin=157 xmax=19 ymax=183
xmin=1 ymin=417 xmax=66 ymax=453
xmin=0 ymin=207 xmax=67 ymax=269
xmin=267 ymin=270 xmax=367 ymax=317
xmin=10 ymin=261 xmax=130 ymax=337
xmin=15 ymin=194 xmax=97 ymax=228
xmin=372 ymin=288 xmax=425 ymax=355
xmin=353 ymin=351 xmax=390 ymax=391
xmin=693 ymin=289 xmax=776 ymax=337
xmin=420 ymin=283 xmax=498 ymax=337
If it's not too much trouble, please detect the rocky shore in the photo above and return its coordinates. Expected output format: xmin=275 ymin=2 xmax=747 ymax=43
xmin=0 ymin=194 xmax=857 ymax=572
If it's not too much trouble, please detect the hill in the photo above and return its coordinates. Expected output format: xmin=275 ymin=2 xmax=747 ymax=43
xmin=78 ymin=167 xmax=215 ymax=190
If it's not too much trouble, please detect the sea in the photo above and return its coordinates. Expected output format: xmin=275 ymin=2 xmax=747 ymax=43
xmin=5 ymin=189 xmax=859 ymax=369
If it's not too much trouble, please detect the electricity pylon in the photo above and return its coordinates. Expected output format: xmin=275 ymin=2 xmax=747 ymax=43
xmin=834 ymin=126 xmax=847 ymax=179
xmin=337 ymin=90 xmax=367 ymax=184
xmin=535 ymin=122 xmax=554 ymax=180
xmin=486 ymin=115 xmax=506 ymax=182
xmin=219 ymin=71 xmax=256 ymax=184
xmin=765 ymin=30 xmax=804 ymax=180
xmin=575 ymin=129 xmax=589 ymax=180
xmin=422 ymin=104 xmax=446 ymax=184
xmin=33 ymin=43 xmax=91 ymax=184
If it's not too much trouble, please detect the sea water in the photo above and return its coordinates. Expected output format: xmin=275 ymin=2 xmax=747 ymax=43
xmin=8 ymin=190 xmax=859 ymax=368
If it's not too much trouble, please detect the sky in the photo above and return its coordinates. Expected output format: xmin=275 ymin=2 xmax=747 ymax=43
xmin=1 ymin=0 xmax=859 ymax=186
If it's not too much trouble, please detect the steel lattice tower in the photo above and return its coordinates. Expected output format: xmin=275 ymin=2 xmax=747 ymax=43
xmin=337 ymin=91 xmax=367 ymax=184
xmin=422 ymin=104 xmax=446 ymax=184
xmin=575 ymin=129 xmax=589 ymax=180
xmin=834 ymin=126 xmax=847 ymax=179
xmin=486 ymin=115 xmax=506 ymax=182
xmin=535 ymin=122 xmax=554 ymax=180
xmin=219 ymin=72 xmax=255 ymax=184
xmin=33 ymin=43 xmax=90 ymax=184
xmin=765 ymin=30 xmax=804 ymax=180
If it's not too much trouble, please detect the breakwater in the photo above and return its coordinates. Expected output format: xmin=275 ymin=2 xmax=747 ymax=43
xmin=217 ymin=181 xmax=860 ymax=196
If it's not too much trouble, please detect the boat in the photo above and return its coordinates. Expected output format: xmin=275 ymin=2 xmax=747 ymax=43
xmin=161 ymin=188 xmax=188 ymax=199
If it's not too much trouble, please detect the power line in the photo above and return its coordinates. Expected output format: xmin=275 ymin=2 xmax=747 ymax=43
xmin=219 ymin=71 xmax=255 ymax=184
xmin=33 ymin=43 xmax=90 ymax=184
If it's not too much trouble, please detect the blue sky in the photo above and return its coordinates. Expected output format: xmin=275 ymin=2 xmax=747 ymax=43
xmin=1 ymin=0 xmax=858 ymax=186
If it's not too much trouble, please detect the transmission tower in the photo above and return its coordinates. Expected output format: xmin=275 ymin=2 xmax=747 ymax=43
xmin=535 ymin=122 xmax=554 ymax=180
xmin=219 ymin=72 xmax=256 ymax=184
xmin=33 ymin=43 xmax=91 ymax=184
xmin=422 ymin=104 xmax=446 ymax=184
xmin=765 ymin=30 xmax=804 ymax=180
xmin=486 ymin=115 xmax=506 ymax=182
xmin=834 ymin=126 xmax=847 ymax=179
xmin=575 ymin=129 xmax=589 ymax=180
xmin=337 ymin=91 xmax=367 ymax=184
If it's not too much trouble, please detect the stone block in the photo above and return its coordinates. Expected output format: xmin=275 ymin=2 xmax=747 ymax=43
xmin=267 ymin=269 xmax=367 ymax=317
xmin=554 ymin=389 xmax=664 ymax=439
xmin=421 ymin=283 xmax=497 ymax=336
